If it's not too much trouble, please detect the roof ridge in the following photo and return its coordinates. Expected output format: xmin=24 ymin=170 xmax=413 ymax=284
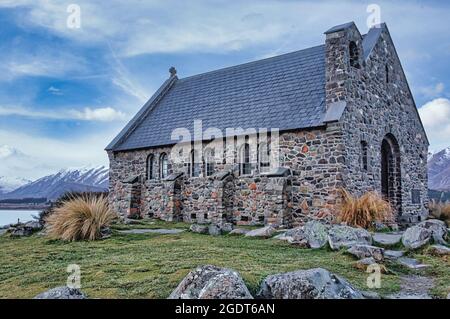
xmin=178 ymin=44 xmax=325 ymax=82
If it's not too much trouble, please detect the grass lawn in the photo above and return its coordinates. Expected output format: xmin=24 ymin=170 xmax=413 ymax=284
xmin=0 ymin=220 xmax=448 ymax=299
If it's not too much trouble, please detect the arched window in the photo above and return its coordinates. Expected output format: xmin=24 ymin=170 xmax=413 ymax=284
xmin=146 ymin=154 xmax=154 ymax=180
xmin=258 ymin=142 xmax=271 ymax=173
xmin=240 ymin=143 xmax=251 ymax=175
xmin=189 ymin=150 xmax=200 ymax=177
xmin=349 ymin=41 xmax=360 ymax=69
xmin=160 ymin=153 xmax=168 ymax=179
xmin=204 ymin=148 xmax=215 ymax=177
xmin=361 ymin=141 xmax=368 ymax=171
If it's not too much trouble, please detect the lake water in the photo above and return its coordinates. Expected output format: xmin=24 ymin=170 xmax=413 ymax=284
xmin=0 ymin=210 xmax=41 ymax=226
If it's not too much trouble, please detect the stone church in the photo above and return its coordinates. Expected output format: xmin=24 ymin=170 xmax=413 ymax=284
xmin=106 ymin=22 xmax=429 ymax=228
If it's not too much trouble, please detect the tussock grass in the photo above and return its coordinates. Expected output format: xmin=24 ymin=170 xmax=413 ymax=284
xmin=45 ymin=194 xmax=117 ymax=241
xmin=337 ymin=189 xmax=394 ymax=229
xmin=429 ymin=200 xmax=450 ymax=226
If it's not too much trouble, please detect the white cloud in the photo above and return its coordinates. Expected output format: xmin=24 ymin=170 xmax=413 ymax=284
xmin=47 ymin=86 xmax=63 ymax=95
xmin=0 ymin=105 xmax=126 ymax=122
xmin=0 ymin=130 xmax=112 ymax=180
xmin=419 ymin=98 xmax=450 ymax=152
xmin=419 ymin=82 xmax=445 ymax=98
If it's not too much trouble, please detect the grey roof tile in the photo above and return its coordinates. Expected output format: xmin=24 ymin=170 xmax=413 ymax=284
xmin=110 ymin=45 xmax=327 ymax=151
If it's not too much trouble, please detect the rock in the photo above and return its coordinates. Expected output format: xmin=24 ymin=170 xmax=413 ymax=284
xmin=168 ymin=265 xmax=253 ymax=299
xmin=208 ymin=224 xmax=222 ymax=236
xmin=257 ymin=268 xmax=363 ymax=299
xmin=190 ymin=224 xmax=209 ymax=234
xmin=397 ymin=257 xmax=429 ymax=270
xmin=245 ymin=226 xmax=275 ymax=238
xmin=219 ymin=223 xmax=234 ymax=233
xmin=347 ymin=245 xmax=384 ymax=262
xmin=302 ymin=221 xmax=329 ymax=249
xmin=401 ymin=226 xmax=431 ymax=250
xmin=327 ymin=225 xmax=372 ymax=250
xmin=447 ymin=292 xmax=450 ymax=299
xmin=372 ymin=232 xmax=402 ymax=247
xmin=273 ymin=232 xmax=290 ymax=240
xmin=384 ymin=250 xmax=405 ymax=260
xmin=24 ymin=220 xmax=43 ymax=231
xmin=427 ymin=244 xmax=450 ymax=256
xmin=228 ymin=228 xmax=249 ymax=236
xmin=353 ymin=258 xmax=387 ymax=273
xmin=361 ymin=291 xmax=381 ymax=299
xmin=417 ymin=220 xmax=448 ymax=244
xmin=34 ymin=286 xmax=87 ymax=299
xmin=284 ymin=227 xmax=308 ymax=246
xmin=9 ymin=226 xmax=34 ymax=237
xmin=100 ymin=227 xmax=112 ymax=239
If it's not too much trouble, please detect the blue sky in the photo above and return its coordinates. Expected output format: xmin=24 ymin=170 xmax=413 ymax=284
xmin=0 ymin=0 xmax=449 ymax=180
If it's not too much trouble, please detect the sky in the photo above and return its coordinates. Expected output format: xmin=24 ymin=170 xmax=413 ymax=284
xmin=0 ymin=0 xmax=449 ymax=180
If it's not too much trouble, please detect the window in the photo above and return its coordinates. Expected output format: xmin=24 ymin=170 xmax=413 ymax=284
xmin=160 ymin=153 xmax=168 ymax=179
xmin=361 ymin=141 xmax=368 ymax=171
xmin=258 ymin=142 xmax=271 ymax=173
xmin=385 ymin=64 xmax=389 ymax=83
xmin=189 ymin=150 xmax=201 ymax=177
xmin=349 ymin=41 xmax=360 ymax=69
xmin=204 ymin=148 xmax=215 ymax=177
xmin=411 ymin=189 xmax=421 ymax=204
xmin=240 ymin=143 xmax=251 ymax=175
xmin=146 ymin=154 xmax=154 ymax=180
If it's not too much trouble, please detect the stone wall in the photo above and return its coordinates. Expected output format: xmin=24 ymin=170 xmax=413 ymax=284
xmin=325 ymin=24 xmax=429 ymax=226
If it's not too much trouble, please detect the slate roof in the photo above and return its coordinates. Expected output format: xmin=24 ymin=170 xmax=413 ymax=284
xmin=107 ymin=22 xmax=385 ymax=152
xmin=108 ymin=45 xmax=327 ymax=151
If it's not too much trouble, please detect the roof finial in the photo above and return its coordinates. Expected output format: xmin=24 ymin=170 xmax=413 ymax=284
xmin=169 ymin=66 xmax=177 ymax=77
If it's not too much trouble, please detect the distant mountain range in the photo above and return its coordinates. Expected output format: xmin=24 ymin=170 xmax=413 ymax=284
xmin=0 ymin=166 xmax=108 ymax=201
xmin=428 ymin=147 xmax=450 ymax=191
xmin=0 ymin=176 xmax=31 ymax=194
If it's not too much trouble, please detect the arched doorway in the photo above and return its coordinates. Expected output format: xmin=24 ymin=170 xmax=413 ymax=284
xmin=381 ymin=134 xmax=402 ymax=216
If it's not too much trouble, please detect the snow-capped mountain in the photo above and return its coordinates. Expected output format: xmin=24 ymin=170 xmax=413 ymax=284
xmin=0 ymin=176 xmax=31 ymax=194
xmin=0 ymin=165 xmax=109 ymax=201
xmin=428 ymin=147 xmax=450 ymax=191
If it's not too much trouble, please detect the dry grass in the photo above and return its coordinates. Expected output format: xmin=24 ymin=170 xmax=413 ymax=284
xmin=45 ymin=194 xmax=117 ymax=241
xmin=429 ymin=200 xmax=450 ymax=226
xmin=336 ymin=189 xmax=394 ymax=229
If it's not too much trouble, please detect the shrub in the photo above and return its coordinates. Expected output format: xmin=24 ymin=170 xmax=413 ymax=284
xmin=45 ymin=194 xmax=117 ymax=241
xmin=429 ymin=200 xmax=450 ymax=226
xmin=336 ymin=189 xmax=394 ymax=229
xmin=39 ymin=191 xmax=108 ymax=225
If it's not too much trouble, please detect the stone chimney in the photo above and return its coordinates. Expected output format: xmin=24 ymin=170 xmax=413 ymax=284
xmin=324 ymin=22 xmax=363 ymax=110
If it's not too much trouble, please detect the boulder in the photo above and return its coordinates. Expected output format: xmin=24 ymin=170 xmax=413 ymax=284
xmin=427 ymin=244 xmax=450 ymax=256
xmin=9 ymin=226 xmax=34 ymax=237
xmin=190 ymin=224 xmax=209 ymax=234
xmin=397 ymin=257 xmax=429 ymax=270
xmin=417 ymin=220 xmax=448 ymax=245
xmin=402 ymin=226 xmax=431 ymax=250
xmin=245 ymin=226 xmax=275 ymax=238
xmin=361 ymin=291 xmax=381 ymax=299
xmin=302 ymin=221 xmax=329 ymax=249
xmin=219 ymin=223 xmax=234 ymax=233
xmin=168 ymin=265 xmax=253 ymax=299
xmin=24 ymin=220 xmax=43 ymax=231
xmin=34 ymin=286 xmax=87 ymax=299
xmin=208 ymin=224 xmax=222 ymax=236
xmin=228 ymin=228 xmax=249 ymax=236
xmin=347 ymin=245 xmax=384 ymax=262
xmin=257 ymin=268 xmax=363 ymax=299
xmin=372 ymin=233 xmax=402 ymax=247
xmin=384 ymin=250 xmax=405 ymax=260
xmin=284 ymin=227 xmax=308 ymax=246
xmin=327 ymin=225 xmax=372 ymax=250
